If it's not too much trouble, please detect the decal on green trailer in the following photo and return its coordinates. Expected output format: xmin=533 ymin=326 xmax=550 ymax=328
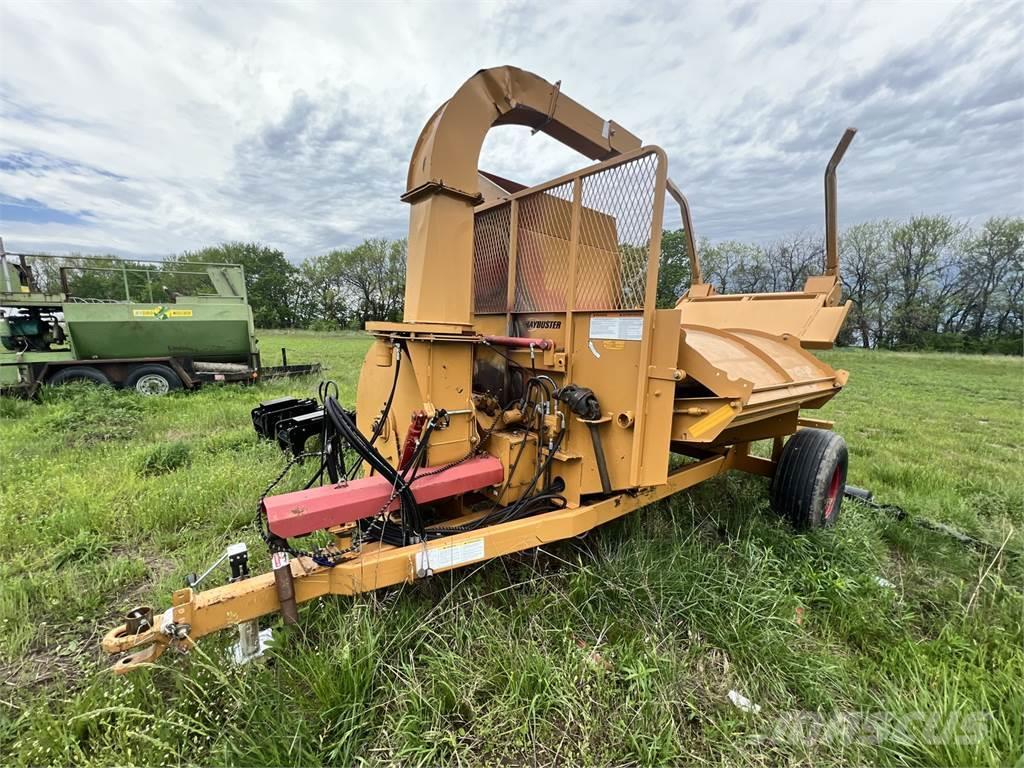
xmin=132 ymin=306 xmax=194 ymax=319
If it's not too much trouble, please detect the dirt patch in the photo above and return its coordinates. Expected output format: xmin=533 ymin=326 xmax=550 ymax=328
xmin=107 ymin=548 xmax=177 ymax=618
xmin=117 ymin=551 xmax=176 ymax=609
xmin=2 ymin=622 xmax=106 ymax=694
xmin=2 ymin=552 xmax=179 ymax=695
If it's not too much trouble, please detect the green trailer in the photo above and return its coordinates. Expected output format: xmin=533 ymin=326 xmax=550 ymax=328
xmin=0 ymin=247 xmax=313 ymax=396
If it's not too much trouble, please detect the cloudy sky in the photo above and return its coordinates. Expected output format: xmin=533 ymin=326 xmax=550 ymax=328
xmin=0 ymin=0 xmax=1021 ymax=260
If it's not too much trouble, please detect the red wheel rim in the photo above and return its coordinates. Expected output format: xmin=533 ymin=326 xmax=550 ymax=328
xmin=823 ymin=466 xmax=842 ymax=520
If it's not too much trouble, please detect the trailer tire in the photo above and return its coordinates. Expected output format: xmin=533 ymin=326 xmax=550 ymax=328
xmin=47 ymin=366 xmax=111 ymax=387
xmin=125 ymin=364 xmax=182 ymax=396
xmin=770 ymin=428 xmax=847 ymax=530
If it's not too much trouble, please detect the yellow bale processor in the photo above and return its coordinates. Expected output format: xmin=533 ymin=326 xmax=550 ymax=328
xmin=103 ymin=66 xmax=856 ymax=672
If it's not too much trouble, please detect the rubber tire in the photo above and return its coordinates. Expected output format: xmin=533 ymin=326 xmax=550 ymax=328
xmin=47 ymin=366 xmax=111 ymax=387
xmin=770 ymin=428 xmax=848 ymax=530
xmin=125 ymin=364 xmax=182 ymax=396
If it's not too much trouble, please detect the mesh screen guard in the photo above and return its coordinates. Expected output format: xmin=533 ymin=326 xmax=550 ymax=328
xmin=472 ymin=149 xmax=666 ymax=316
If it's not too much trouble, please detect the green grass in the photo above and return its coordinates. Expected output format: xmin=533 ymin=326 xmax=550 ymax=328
xmin=0 ymin=331 xmax=1021 ymax=766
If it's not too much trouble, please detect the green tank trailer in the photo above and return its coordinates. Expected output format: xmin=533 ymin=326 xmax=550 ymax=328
xmin=0 ymin=245 xmax=316 ymax=396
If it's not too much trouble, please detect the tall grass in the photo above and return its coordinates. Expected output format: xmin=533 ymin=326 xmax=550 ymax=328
xmin=0 ymin=332 xmax=1020 ymax=766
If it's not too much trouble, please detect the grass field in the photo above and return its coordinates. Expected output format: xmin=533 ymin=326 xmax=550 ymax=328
xmin=1 ymin=330 xmax=1021 ymax=767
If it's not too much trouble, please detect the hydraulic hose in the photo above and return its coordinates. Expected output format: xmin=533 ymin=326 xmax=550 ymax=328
xmin=344 ymin=343 xmax=403 ymax=481
xmin=326 ymin=396 xmax=423 ymax=539
xmin=587 ymin=422 xmax=612 ymax=494
xmin=367 ymin=343 xmax=402 ymax=448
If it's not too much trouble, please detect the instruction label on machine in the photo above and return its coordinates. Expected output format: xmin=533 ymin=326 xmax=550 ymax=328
xmin=589 ymin=315 xmax=643 ymax=341
xmin=415 ymin=538 xmax=485 ymax=575
xmin=132 ymin=307 xmax=193 ymax=319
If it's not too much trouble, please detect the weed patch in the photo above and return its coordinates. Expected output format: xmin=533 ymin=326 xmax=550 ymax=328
xmin=0 ymin=397 xmax=31 ymax=420
xmin=136 ymin=441 xmax=192 ymax=476
xmin=41 ymin=386 xmax=144 ymax=446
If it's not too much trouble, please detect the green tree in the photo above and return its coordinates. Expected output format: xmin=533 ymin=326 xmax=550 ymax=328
xmin=958 ymin=217 xmax=1024 ymax=339
xmin=840 ymin=221 xmax=893 ymax=348
xmin=699 ymin=239 xmax=761 ymax=295
xmin=26 ymin=254 xmax=154 ymax=300
xmin=294 ymin=250 xmax=351 ymax=329
xmin=656 ymin=228 xmax=692 ymax=307
xmin=290 ymin=238 xmax=406 ymax=329
xmin=177 ymin=242 xmax=298 ymax=328
xmin=886 ymin=215 xmax=963 ymax=348
xmin=333 ymin=238 xmax=406 ymax=326
xmin=762 ymin=233 xmax=823 ymax=292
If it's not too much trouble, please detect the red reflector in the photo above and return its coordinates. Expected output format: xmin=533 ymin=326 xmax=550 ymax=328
xmin=264 ymin=455 xmax=504 ymax=538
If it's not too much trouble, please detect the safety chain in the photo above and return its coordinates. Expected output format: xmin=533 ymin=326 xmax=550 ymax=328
xmin=255 ymin=400 xmax=516 ymax=563
xmin=254 ymin=450 xmax=357 ymax=566
xmin=844 ymin=490 xmax=1020 ymax=561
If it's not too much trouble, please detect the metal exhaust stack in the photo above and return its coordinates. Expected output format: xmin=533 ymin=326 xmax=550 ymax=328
xmin=824 ymin=128 xmax=857 ymax=277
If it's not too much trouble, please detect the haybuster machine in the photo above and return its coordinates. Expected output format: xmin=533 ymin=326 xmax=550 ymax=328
xmin=103 ymin=67 xmax=856 ymax=671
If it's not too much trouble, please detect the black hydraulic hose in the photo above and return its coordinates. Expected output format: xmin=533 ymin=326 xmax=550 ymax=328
xmin=328 ymin=399 xmax=387 ymax=476
xmin=489 ymin=423 xmax=569 ymax=528
xmin=361 ymin=516 xmax=407 ymax=547
xmin=432 ymin=493 xmax=567 ymax=535
xmin=402 ymin=418 xmax=437 ymax=486
xmin=844 ymin=487 xmax=1021 ymax=561
xmin=304 ymin=380 xmax=346 ymax=489
xmin=326 ymin=396 xmax=423 ymax=538
xmin=304 ymin=462 xmax=325 ymax=489
xmin=331 ymin=401 xmax=442 ymax=549
xmin=362 ymin=418 xmax=437 ymax=547
xmin=346 ymin=405 xmax=421 ymax=536
xmin=332 ymin=437 xmax=346 ymax=481
xmin=360 ymin=415 xmax=437 ymax=548
xmin=587 ymin=422 xmax=612 ymax=494
xmin=327 ymin=400 xmax=392 ymax=483
xmin=305 ymin=417 xmax=348 ymax=489
xmin=333 ymin=405 xmax=417 ymax=544
xmin=368 ymin=343 xmax=402 ymax=448
xmin=366 ymin=418 xmax=566 ymax=543
xmin=343 ymin=343 xmax=403 ymax=481
xmin=321 ymin=435 xmax=346 ymax=485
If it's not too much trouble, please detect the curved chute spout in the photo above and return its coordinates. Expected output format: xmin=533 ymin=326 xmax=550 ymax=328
xmin=402 ymin=66 xmax=642 ymax=325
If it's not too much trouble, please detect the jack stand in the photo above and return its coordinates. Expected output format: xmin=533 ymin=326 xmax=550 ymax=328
xmin=230 ymin=619 xmax=272 ymax=665
xmin=225 ymin=544 xmax=271 ymax=665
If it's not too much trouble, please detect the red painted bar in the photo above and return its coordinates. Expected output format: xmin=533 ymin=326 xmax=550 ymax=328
xmin=482 ymin=335 xmax=554 ymax=350
xmin=264 ymin=455 xmax=504 ymax=538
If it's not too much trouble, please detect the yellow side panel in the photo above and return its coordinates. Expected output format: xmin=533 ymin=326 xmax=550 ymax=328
xmin=637 ymin=309 xmax=681 ymax=486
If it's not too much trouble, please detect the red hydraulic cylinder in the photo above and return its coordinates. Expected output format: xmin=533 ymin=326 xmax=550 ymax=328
xmin=482 ymin=335 xmax=554 ymax=350
xmin=263 ymin=455 xmax=504 ymax=538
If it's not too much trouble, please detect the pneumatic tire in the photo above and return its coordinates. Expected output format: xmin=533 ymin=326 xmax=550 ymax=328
xmin=770 ymin=428 xmax=848 ymax=530
xmin=47 ymin=366 xmax=111 ymax=387
xmin=125 ymin=364 xmax=182 ymax=396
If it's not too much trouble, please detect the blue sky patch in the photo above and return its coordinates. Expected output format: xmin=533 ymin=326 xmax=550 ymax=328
xmin=0 ymin=195 xmax=89 ymax=226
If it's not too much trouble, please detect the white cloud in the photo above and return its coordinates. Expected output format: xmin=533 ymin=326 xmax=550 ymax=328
xmin=0 ymin=0 xmax=1020 ymax=259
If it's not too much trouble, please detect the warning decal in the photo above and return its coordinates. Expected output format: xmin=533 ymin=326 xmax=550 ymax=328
xmin=415 ymin=538 xmax=485 ymax=575
xmin=589 ymin=315 xmax=643 ymax=341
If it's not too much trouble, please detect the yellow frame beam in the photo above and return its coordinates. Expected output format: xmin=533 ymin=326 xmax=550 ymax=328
xmin=103 ymin=450 xmax=739 ymax=673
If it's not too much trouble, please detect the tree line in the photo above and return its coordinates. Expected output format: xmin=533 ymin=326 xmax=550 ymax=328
xmin=29 ymin=239 xmax=407 ymax=331
xmin=658 ymin=216 xmax=1022 ymax=354
xmin=35 ymin=214 xmax=1022 ymax=354
xmin=180 ymin=238 xmax=407 ymax=330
